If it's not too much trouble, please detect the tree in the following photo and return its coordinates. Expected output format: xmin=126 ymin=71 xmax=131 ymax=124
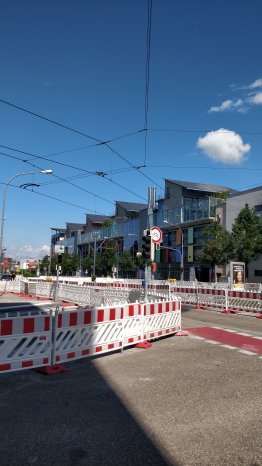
xmin=100 ymin=240 xmax=117 ymax=275
xmin=102 ymin=219 xmax=112 ymax=227
xmin=39 ymin=255 xmax=50 ymax=274
xmin=196 ymin=221 xmax=232 ymax=280
xmin=231 ymin=207 xmax=262 ymax=270
xmin=119 ymin=250 xmax=136 ymax=276
xmin=61 ymin=253 xmax=78 ymax=276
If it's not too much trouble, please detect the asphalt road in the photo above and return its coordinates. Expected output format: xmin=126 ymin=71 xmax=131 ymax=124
xmin=0 ymin=300 xmax=261 ymax=465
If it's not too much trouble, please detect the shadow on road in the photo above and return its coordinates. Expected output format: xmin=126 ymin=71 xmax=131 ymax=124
xmin=0 ymin=357 xmax=179 ymax=466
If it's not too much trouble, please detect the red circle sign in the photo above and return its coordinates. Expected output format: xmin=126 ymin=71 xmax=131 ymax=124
xmin=150 ymin=226 xmax=162 ymax=243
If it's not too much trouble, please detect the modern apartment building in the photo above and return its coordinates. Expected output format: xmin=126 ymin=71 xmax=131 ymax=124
xmin=50 ymin=179 xmax=262 ymax=282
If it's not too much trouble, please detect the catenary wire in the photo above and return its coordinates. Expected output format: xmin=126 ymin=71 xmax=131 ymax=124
xmin=0 ymin=98 xmax=164 ymax=190
xmin=0 ymin=150 xmax=115 ymax=205
xmin=143 ymin=0 xmax=153 ymax=166
xmin=0 ymin=182 xmax=106 ymax=214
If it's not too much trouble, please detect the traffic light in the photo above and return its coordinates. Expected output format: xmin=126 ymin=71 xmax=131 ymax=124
xmin=142 ymin=229 xmax=151 ymax=261
xmin=57 ymin=254 xmax=63 ymax=265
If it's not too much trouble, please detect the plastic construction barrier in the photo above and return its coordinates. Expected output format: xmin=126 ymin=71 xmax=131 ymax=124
xmin=0 ymin=298 xmax=182 ymax=374
xmin=53 ymin=298 xmax=181 ymax=365
xmin=142 ymin=299 xmax=181 ymax=341
xmin=53 ymin=305 xmax=124 ymax=364
xmin=227 ymin=290 xmax=262 ymax=315
xmin=0 ymin=313 xmax=52 ymax=373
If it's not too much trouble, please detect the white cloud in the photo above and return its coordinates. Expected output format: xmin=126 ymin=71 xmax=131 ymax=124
xmin=248 ymin=78 xmax=262 ymax=89
xmin=248 ymin=92 xmax=262 ymax=105
xmin=209 ymin=78 xmax=262 ymax=113
xmin=197 ymin=129 xmax=251 ymax=165
xmin=7 ymin=244 xmax=50 ymax=260
xmin=208 ymin=99 xmax=244 ymax=113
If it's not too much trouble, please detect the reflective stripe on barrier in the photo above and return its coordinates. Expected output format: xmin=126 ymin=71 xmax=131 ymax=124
xmin=0 ymin=299 xmax=182 ymax=374
xmin=0 ymin=314 xmax=52 ymax=373
xmin=123 ymin=303 xmax=142 ymax=347
xmin=54 ymin=306 xmax=124 ymax=364
xmin=142 ymin=299 xmax=181 ymax=340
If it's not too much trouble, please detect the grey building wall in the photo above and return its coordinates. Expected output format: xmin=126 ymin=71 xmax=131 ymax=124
xmin=219 ymin=187 xmax=262 ymax=283
xmin=226 ymin=187 xmax=262 ymax=231
xmin=164 ymin=181 xmax=183 ymax=211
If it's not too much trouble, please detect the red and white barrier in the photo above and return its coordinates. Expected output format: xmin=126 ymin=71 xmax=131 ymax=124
xmin=53 ymin=305 xmax=124 ymax=364
xmin=0 ymin=314 xmax=52 ymax=373
xmin=0 ymin=298 xmax=182 ymax=374
xmin=142 ymin=300 xmax=181 ymax=340
xmin=123 ymin=303 xmax=142 ymax=347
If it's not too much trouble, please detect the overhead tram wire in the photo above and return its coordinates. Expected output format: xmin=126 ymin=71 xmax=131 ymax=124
xmin=143 ymin=0 xmax=153 ymax=167
xmin=25 ymin=128 xmax=144 ymax=161
xmin=0 ymin=98 xmax=164 ymax=192
xmin=0 ymin=143 xmax=149 ymax=201
xmin=0 ymin=143 xmax=141 ymax=179
xmin=0 ymin=182 xmax=105 ymax=214
xmin=0 ymin=98 xmax=144 ymax=170
xmin=0 ymin=149 xmax=115 ymax=206
xmin=148 ymin=127 xmax=262 ymax=136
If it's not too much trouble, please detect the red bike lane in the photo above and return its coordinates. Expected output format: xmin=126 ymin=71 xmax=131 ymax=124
xmin=186 ymin=326 xmax=262 ymax=354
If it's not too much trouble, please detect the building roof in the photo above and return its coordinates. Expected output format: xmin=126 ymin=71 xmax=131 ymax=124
xmin=66 ymin=223 xmax=85 ymax=231
xmin=50 ymin=227 xmax=66 ymax=233
xmin=165 ymin=179 xmax=236 ymax=193
xmin=115 ymin=201 xmax=148 ymax=212
xmin=86 ymin=214 xmax=110 ymax=224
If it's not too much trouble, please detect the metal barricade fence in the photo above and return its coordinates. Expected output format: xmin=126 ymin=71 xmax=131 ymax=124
xmin=0 ymin=280 xmax=21 ymax=294
xmin=14 ymin=279 xmax=262 ymax=316
xmin=0 ymin=298 xmax=181 ymax=374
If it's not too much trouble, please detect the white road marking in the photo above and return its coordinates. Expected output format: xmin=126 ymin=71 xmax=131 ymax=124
xmin=220 ymin=344 xmax=236 ymax=350
xmin=238 ymin=349 xmax=256 ymax=356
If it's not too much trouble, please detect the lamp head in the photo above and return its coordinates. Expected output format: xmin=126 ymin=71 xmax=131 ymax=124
xmin=41 ymin=169 xmax=53 ymax=175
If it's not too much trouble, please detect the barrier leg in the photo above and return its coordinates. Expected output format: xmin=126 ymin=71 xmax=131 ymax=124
xmin=37 ymin=307 xmax=67 ymax=375
xmin=221 ymin=289 xmax=231 ymax=314
xmin=193 ymin=288 xmax=201 ymax=309
xmin=136 ymin=303 xmax=152 ymax=349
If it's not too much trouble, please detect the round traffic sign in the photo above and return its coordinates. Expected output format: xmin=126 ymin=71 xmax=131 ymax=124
xmin=150 ymin=226 xmax=162 ymax=243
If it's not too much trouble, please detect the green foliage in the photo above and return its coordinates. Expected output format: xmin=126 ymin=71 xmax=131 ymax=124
xmin=61 ymin=253 xmax=79 ymax=275
xmin=196 ymin=221 xmax=232 ymax=268
xmin=39 ymin=255 xmax=50 ymax=274
xmin=212 ymin=191 xmax=229 ymax=200
xmin=119 ymin=250 xmax=136 ymax=274
xmin=100 ymin=240 xmax=116 ymax=275
xmin=102 ymin=219 xmax=112 ymax=227
xmin=21 ymin=269 xmax=37 ymax=277
xmin=231 ymin=207 xmax=262 ymax=265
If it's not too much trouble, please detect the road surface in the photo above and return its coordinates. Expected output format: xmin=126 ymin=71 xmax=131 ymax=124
xmin=0 ymin=299 xmax=261 ymax=465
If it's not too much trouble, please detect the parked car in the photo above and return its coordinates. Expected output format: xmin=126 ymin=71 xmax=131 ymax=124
xmin=0 ymin=273 xmax=13 ymax=281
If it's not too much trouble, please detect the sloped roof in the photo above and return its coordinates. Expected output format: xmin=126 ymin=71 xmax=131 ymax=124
xmin=66 ymin=223 xmax=85 ymax=231
xmin=50 ymin=227 xmax=66 ymax=232
xmin=86 ymin=214 xmax=110 ymax=224
xmin=116 ymin=201 xmax=148 ymax=212
xmin=165 ymin=179 xmax=236 ymax=193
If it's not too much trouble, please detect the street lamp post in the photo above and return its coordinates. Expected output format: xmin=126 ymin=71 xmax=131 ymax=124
xmin=92 ymin=236 xmax=108 ymax=277
xmin=104 ymin=237 xmax=120 ymax=278
xmin=0 ymin=170 xmax=53 ymax=262
xmin=163 ymin=219 xmax=184 ymax=281
xmin=160 ymin=246 xmax=182 ymax=280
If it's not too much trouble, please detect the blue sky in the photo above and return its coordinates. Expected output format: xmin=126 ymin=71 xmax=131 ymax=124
xmin=1 ymin=0 xmax=262 ymax=259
